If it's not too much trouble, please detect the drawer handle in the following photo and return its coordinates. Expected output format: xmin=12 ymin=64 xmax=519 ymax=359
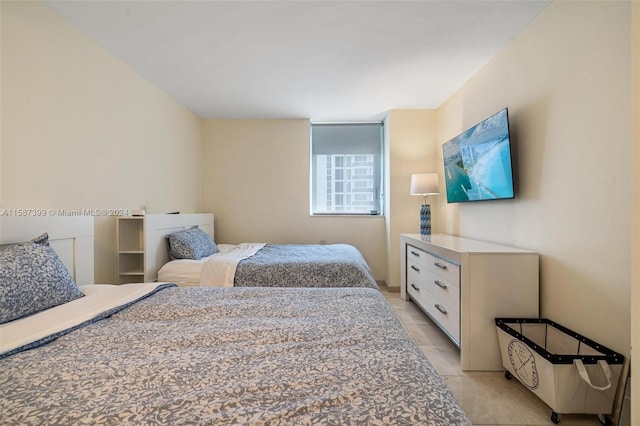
xmin=410 ymin=283 xmax=420 ymax=292
xmin=434 ymin=280 xmax=447 ymax=289
xmin=434 ymin=304 xmax=448 ymax=315
xmin=410 ymin=265 xmax=420 ymax=272
xmin=410 ymin=250 xmax=420 ymax=257
xmin=434 ymin=262 xmax=448 ymax=270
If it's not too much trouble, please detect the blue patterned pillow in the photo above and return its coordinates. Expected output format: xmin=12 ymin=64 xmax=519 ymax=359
xmin=167 ymin=226 xmax=218 ymax=260
xmin=0 ymin=232 xmax=49 ymax=253
xmin=30 ymin=232 xmax=50 ymax=246
xmin=0 ymin=241 xmax=84 ymax=324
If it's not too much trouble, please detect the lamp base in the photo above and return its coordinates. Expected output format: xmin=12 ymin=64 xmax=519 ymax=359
xmin=420 ymin=204 xmax=431 ymax=236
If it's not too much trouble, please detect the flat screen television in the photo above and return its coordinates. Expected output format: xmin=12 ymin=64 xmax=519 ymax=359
xmin=442 ymin=108 xmax=514 ymax=203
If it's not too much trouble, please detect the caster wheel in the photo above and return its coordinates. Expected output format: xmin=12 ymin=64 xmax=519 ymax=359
xmin=551 ymin=411 xmax=560 ymax=424
xmin=597 ymin=414 xmax=610 ymax=425
xmin=504 ymin=370 xmax=512 ymax=380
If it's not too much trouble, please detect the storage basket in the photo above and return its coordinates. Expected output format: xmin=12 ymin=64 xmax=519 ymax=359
xmin=495 ymin=318 xmax=624 ymax=424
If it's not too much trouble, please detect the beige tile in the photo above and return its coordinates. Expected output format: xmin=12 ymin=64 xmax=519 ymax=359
xmin=378 ymin=287 xmax=399 ymax=297
xmin=404 ymin=322 xmax=454 ymax=346
xmin=444 ymin=373 xmax=550 ymax=425
xmin=526 ymin=415 xmax=604 ymax=425
xmin=443 ymin=372 xmax=602 ymax=426
xmin=420 ymin=345 xmax=463 ymax=376
xmin=526 ymin=420 xmax=602 ymax=426
xmin=391 ymin=302 xmax=433 ymax=325
xmin=385 ymin=296 xmax=411 ymax=309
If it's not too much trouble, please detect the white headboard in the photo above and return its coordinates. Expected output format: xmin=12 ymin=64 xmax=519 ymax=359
xmin=0 ymin=216 xmax=94 ymax=285
xmin=144 ymin=213 xmax=214 ymax=282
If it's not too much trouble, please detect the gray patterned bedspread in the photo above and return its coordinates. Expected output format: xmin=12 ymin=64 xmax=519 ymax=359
xmin=234 ymin=244 xmax=379 ymax=289
xmin=1 ymin=286 xmax=470 ymax=425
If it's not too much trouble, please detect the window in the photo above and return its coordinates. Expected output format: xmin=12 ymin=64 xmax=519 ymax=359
xmin=310 ymin=122 xmax=384 ymax=215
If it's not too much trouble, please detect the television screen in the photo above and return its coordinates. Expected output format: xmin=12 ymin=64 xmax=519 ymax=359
xmin=442 ymin=108 xmax=514 ymax=203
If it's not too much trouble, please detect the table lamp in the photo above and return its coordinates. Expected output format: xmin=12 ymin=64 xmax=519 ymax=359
xmin=410 ymin=173 xmax=440 ymax=236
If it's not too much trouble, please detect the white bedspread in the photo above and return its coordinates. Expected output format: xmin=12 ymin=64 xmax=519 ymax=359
xmin=200 ymin=243 xmax=265 ymax=286
xmin=158 ymin=243 xmax=265 ymax=287
xmin=0 ymin=282 xmax=169 ymax=357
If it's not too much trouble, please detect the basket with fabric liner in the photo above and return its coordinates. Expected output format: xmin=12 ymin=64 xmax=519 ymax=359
xmin=495 ymin=318 xmax=624 ymax=425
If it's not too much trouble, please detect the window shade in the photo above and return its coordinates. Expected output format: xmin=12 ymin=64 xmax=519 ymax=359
xmin=311 ymin=123 xmax=382 ymax=155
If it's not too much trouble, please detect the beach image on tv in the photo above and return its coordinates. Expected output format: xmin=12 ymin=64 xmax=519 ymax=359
xmin=442 ymin=109 xmax=514 ymax=203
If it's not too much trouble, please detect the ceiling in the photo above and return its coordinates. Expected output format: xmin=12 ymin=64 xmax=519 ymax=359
xmin=44 ymin=1 xmax=550 ymax=121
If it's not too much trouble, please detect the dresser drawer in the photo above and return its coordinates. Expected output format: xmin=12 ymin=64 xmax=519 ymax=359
xmin=407 ymin=278 xmax=423 ymax=301
xmin=407 ymin=257 xmax=427 ymax=285
xmin=423 ymin=251 xmax=460 ymax=284
xmin=407 ymin=275 xmax=430 ymax=316
xmin=406 ymin=244 xmax=428 ymax=266
xmin=422 ymin=269 xmax=459 ymax=310
xmin=407 ymin=259 xmax=427 ymax=300
xmin=422 ymin=289 xmax=460 ymax=344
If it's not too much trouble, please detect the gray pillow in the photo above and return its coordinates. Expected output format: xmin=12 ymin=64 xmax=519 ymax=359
xmin=0 ymin=241 xmax=84 ymax=324
xmin=167 ymin=226 xmax=219 ymax=260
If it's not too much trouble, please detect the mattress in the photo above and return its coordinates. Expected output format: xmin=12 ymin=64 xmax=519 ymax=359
xmin=1 ymin=284 xmax=470 ymax=425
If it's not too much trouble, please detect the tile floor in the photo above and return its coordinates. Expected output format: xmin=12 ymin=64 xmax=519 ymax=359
xmin=380 ymin=288 xmax=603 ymax=426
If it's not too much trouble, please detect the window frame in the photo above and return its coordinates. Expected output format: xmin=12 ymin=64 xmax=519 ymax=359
xmin=309 ymin=122 xmax=384 ymax=216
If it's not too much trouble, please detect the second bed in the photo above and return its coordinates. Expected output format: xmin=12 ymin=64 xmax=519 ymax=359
xmin=158 ymin=242 xmax=379 ymax=289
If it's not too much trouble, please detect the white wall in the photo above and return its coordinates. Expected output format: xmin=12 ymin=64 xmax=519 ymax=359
xmin=385 ymin=110 xmax=437 ymax=288
xmin=0 ymin=1 xmax=203 ymax=282
xmin=201 ymin=119 xmax=387 ymax=281
xmin=631 ymin=1 xmax=639 ymax=423
xmin=435 ymin=0 xmax=632 ymax=404
xmin=0 ymin=2 xmax=3 ymax=207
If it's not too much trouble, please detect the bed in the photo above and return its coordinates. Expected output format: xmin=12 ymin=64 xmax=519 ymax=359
xmin=0 ymin=217 xmax=471 ymax=425
xmin=136 ymin=213 xmax=378 ymax=289
xmin=158 ymin=242 xmax=379 ymax=289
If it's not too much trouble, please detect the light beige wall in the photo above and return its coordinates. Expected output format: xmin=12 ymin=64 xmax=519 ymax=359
xmin=201 ymin=119 xmax=387 ymax=281
xmin=1 ymin=1 xmax=202 ymax=282
xmin=0 ymin=2 xmax=3 ymax=207
xmin=631 ymin=1 xmax=639 ymax=423
xmin=385 ymin=110 xmax=437 ymax=288
xmin=436 ymin=0 xmax=631 ymax=361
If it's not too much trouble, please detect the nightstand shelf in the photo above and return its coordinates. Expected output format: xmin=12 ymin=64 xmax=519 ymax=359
xmin=116 ymin=216 xmax=145 ymax=284
xmin=116 ymin=214 xmax=214 ymax=284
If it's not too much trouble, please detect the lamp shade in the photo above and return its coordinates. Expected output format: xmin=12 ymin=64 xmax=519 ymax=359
xmin=410 ymin=173 xmax=440 ymax=196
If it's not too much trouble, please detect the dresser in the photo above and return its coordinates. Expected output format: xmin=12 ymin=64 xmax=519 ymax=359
xmin=400 ymin=234 xmax=539 ymax=371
